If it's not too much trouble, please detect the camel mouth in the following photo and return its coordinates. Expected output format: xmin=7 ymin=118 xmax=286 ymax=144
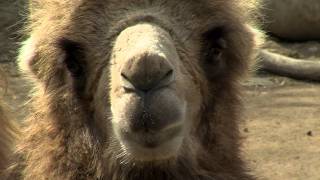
xmin=118 ymin=125 xmax=184 ymax=161
xmin=122 ymin=123 xmax=183 ymax=149
xmin=111 ymin=88 xmax=186 ymax=160
xmin=112 ymin=93 xmax=186 ymax=160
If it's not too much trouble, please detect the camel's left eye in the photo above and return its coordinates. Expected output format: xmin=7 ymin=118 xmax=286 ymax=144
xmin=201 ymin=26 xmax=228 ymax=78
xmin=59 ymin=38 xmax=85 ymax=78
xmin=202 ymin=26 xmax=227 ymax=63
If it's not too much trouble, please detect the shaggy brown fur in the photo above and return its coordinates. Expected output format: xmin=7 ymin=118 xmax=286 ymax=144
xmin=2 ymin=0 xmax=259 ymax=179
xmin=0 ymin=73 xmax=18 ymax=177
xmin=0 ymin=104 xmax=15 ymax=173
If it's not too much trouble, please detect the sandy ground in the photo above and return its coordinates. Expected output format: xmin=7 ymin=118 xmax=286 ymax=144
xmin=0 ymin=1 xmax=319 ymax=180
xmin=243 ymin=75 xmax=320 ymax=180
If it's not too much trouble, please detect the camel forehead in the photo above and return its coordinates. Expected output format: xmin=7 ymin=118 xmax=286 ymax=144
xmin=30 ymin=0 xmax=252 ymax=25
xmin=28 ymin=0 xmax=223 ymax=59
xmin=30 ymin=0 xmax=216 ymax=32
xmin=32 ymin=0 xmax=211 ymax=8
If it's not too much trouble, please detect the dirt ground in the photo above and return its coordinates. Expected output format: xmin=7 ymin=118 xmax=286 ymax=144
xmin=0 ymin=1 xmax=319 ymax=180
xmin=243 ymin=74 xmax=320 ymax=180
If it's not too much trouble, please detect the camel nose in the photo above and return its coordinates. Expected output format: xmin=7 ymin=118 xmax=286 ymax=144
xmin=120 ymin=53 xmax=175 ymax=93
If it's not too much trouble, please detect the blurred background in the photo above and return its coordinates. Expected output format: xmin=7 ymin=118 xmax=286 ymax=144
xmin=0 ymin=1 xmax=319 ymax=179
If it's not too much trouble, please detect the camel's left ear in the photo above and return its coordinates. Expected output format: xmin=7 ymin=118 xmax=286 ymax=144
xmin=18 ymin=37 xmax=37 ymax=76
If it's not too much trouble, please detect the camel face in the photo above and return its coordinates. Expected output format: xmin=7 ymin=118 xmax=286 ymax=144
xmin=11 ymin=1 xmax=257 ymax=179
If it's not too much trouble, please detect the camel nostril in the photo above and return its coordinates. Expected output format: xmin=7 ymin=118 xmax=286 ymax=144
xmin=120 ymin=68 xmax=175 ymax=93
xmin=121 ymin=72 xmax=136 ymax=91
xmin=156 ymin=69 xmax=175 ymax=89
xmin=120 ymin=53 xmax=175 ymax=93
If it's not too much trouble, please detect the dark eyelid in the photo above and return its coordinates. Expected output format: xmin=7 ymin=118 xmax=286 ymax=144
xmin=58 ymin=38 xmax=84 ymax=55
xmin=203 ymin=26 xmax=227 ymax=49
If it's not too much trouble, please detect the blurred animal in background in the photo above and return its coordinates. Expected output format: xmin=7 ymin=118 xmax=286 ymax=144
xmin=262 ymin=0 xmax=320 ymax=41
xmin=258 ymin=0 xmax=320 ymax=81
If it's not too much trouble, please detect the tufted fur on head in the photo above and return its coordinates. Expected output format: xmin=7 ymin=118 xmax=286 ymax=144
xmin=2 ymin=0 xmax=259 ymax=179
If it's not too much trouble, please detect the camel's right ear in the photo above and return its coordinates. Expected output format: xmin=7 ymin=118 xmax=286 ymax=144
xmin=18 ymin=37 xmax=37 ymax=76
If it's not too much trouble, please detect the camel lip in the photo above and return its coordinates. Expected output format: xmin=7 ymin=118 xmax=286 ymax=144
xmin=117 ymin=130 xmax=184 ymax=162
xmin=121 ymin=125 xmax=183 ymax=149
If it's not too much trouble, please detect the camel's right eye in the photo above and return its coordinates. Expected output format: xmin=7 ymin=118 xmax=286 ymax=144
xmin=58 ymin=38 xmax=85 ymax=78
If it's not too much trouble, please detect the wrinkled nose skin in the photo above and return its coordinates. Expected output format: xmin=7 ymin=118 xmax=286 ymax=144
xmin=114 ymin=23 xmax=178 ymax=95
